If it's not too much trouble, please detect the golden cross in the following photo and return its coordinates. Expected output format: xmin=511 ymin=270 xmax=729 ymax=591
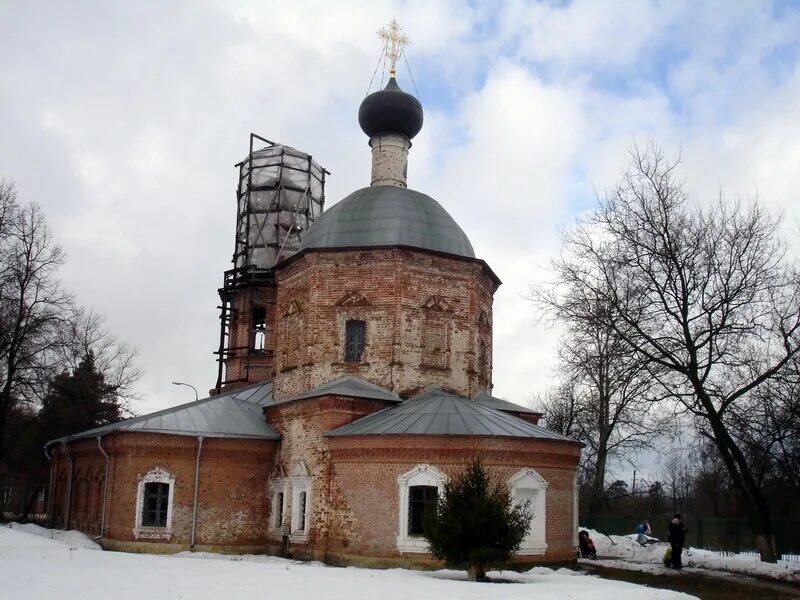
xmin=378 ymin=19 xmax=410 ymax=78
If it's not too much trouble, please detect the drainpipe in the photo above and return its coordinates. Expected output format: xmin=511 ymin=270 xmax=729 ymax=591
xmin=44 ymin=444 xmax=54 ymax=528
xmin=190 ymin=436 xmax=204 ymax=549
xmin=95 ymin=436 xmax=110 ymax=541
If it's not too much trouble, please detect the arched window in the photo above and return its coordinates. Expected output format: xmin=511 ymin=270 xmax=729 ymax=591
xmin=251 ymin=306 xmax=267 ymax=352
xmin=290 ymin=461 xmax=312 ymax=542
xmin=396 ymin=465 xmax=445 ymax=552
xmin=508 ymin=469 xmax=548 ymax=554
xmin=134 ymin=467 xmax=175 ymax=540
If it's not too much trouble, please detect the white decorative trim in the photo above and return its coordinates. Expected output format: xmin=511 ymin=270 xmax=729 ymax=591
xmin=396 ymin=465 xmax=445 ymax=553
xmin=268 ymin=478 xmax=289 ymax=540
xmin=508 ymin=468 xmax=548 ymax=555
xmin=133 ymin=467 xmax=175 ymax=540
xmin=289 ymin=462 xmax=312 ymax=543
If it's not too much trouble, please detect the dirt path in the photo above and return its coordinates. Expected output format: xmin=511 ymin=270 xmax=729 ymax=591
xmin=580 ymin=562 xmax=800 ymax=600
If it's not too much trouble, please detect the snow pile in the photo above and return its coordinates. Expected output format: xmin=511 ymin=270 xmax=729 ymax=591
xmin=0 ymin=526 xmax=696 ymax=600
xmin=580 ymin=527 xmax=800 ymax=583
xmin=3 ymin=522 xmax=101 ymax=550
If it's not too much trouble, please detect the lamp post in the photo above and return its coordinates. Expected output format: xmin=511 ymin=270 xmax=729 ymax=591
xmin=171 ymin=381 xmax=199 ymax=402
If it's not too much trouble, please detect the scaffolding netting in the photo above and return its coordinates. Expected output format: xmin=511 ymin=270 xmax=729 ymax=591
xmin=233 ymin=139 xmax=327 ymax=271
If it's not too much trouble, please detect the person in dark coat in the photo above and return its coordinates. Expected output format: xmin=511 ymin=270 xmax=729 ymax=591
xmin=667 ymin=514 xmax=688 ymax=568
xmin=578 ymin=530 xmax=597 ymax=559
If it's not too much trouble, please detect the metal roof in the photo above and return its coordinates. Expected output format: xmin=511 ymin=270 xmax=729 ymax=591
xmin=474 ymin=391 xmax=542 ymax=415
xmin=280 ymin=376 xmax=402 ymax=405
xmin=325 ymin=388 xmax=576 ymax=441
xmin=299 ymin=186 xmax=475 ymax=259
xmin=48 ymin=381 xmax=279 ymax=445
xmin=226 ymin=381 xmax=274 ymax=407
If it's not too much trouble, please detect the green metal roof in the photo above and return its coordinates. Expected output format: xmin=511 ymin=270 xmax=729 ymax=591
xmin=47 ymin=381 xmax=279 ymax=445
xmin=299 ymin=186 xmax=475 ymax=259
xmin=326 ymin=388 xmax=577 ymax=441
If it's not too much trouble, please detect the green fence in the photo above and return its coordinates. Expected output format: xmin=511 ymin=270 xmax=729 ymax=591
xmin=582 ymin=515 xmax=800 ymax=555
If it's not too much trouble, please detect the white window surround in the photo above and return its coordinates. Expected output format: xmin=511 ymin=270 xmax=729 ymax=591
xmin=133 ymin=467 xmax=175 ymax=541
xmin=396 ymin=464 xmax=445 ymax=553
xmin=508 ymin=468 xmax=548 ymax=555
xmin=289 ymin=462 xmax=312 ymax=543
xmin=269 ymin=478 xmax=289 ymax=539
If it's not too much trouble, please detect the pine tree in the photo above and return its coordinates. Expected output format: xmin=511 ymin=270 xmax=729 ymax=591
xmin=6 ymin=352 xmax=125 ymax=519
xmin=423 ymin=460 xmax=532 ymax=582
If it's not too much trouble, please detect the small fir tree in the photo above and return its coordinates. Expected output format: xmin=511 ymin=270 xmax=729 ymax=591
xmin=423 ymin=460 xmax=533 ymax=582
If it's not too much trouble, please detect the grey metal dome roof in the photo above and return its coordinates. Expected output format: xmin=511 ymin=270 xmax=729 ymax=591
xmin=299 ymin=186 xmax=475 ymax=259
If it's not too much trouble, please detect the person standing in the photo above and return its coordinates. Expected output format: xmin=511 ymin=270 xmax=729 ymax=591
xmin=667 ymin=514 xmax=688 ymax=569
xmin=636 ymin=519 xmax=653 ymax=545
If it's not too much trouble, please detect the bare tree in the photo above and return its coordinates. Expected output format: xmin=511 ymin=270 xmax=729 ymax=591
xmin=533 ymin=291 xmax=663 ymax=514
xmin=539 ymin=143 xmax=800 ymax=561
xmin=0 ymin=181 xmax=72 ymax=458
xmin=60 ymin=308 xmax=141 ymax=411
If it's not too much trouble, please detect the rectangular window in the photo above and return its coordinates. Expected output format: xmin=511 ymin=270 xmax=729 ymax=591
xmin=297 ymin=491 xmax=307 ymax=532
xmin=345 ymin=320 xmax=366 ymax=362
xmin=141 ymin=482 xmax=169 ymax=527
xmin=0 ymin=486 xmax=11 ymax=504
xmin=275 ymin=491 xmax=284 ymax=528
xmin=407 ymin=485 xmax=438 ymax=536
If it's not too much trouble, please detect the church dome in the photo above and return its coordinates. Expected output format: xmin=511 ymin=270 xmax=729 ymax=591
xmin=299 ymin=186 xmax=475 ymax=259
xmin=358 ymin=77 xmax=423 ymax=140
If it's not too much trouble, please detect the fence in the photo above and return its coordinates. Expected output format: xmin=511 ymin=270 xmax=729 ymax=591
xmin=582 ymin=514 xmax=800 ymax=556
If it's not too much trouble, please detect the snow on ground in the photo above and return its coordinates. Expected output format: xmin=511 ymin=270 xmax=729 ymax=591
xmin=0 ymin=525 xmax=696 ymax=600
xmin=580 ymin=527 xmax=800 ymax=583
xmin=3 ymin=522 xmax=101 ymax=549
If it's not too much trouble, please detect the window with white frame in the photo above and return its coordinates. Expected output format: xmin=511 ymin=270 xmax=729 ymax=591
xmin=0 ymin=485 xmax=11 ymax=505
xmin=508 ymin=468 xmax=548 ymax=554
xmin=270 ymin=479 xmax=288 ymax=532
xmin=134 ymin=467 xmax=175 ymax=540
xmin=290 ymin=462 xmax=312 ymax=542
xmin=396 ymin=465 xmax=445 ymax=553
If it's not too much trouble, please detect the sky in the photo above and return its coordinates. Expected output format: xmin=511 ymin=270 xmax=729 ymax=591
xmin=2 ymin=0 xmax=800 ymax=469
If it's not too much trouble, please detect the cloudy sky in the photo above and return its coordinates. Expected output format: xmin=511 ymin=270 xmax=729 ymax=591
xmin=2 ymin=0 xmax=800 ymax=440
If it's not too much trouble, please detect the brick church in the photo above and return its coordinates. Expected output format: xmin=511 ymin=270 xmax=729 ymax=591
xmin=45 ymin=55 xmax=582 ymax=566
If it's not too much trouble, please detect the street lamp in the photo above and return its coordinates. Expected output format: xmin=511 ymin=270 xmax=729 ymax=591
xmin=171 ymin=381 xmax=199 ymax=402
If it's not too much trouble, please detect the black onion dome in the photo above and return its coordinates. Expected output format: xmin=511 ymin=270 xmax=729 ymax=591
xmin=358 ymin=77 xmax=424 ymax=139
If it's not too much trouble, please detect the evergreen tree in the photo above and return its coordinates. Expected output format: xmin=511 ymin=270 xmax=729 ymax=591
xmin=5 ymin=352 xmax=124 ymax=519
xmin=37 ymin=351 xmax=123 ymax=439
xmin=423 ymin=460 xmax=532 ymax=582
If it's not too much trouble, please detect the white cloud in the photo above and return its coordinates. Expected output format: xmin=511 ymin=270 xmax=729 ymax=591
xmin=1 ymin=0 xmax=799 ymax=415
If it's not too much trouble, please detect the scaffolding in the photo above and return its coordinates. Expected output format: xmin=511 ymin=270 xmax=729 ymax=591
xmin=215 ymin=134 xmax=328 ymax=391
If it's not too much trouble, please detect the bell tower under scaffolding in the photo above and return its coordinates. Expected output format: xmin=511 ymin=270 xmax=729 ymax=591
xmin=215 ymin=134 xmax=328 ymax=392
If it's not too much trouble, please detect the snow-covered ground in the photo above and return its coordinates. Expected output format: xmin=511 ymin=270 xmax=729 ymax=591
xmin=581 ymin=527 xmax=800 ymax=583
xmin=0 ymin=524 xmax=696 ymax=600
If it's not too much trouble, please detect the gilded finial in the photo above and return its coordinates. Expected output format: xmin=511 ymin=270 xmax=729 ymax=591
xmin=378 ymin=19 xmax=410 ymax=79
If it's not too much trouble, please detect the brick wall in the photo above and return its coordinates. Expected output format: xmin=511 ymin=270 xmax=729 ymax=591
xmin=324 ymin=435 xmax=581 ymax=566
xmin=273 ymin=248 xmax=498 ymax=400
xmin=222 ymin=284 xmax=277 ymax=389
xmin=50 ymin=433 xmax=277 ymax=553
xmin=263 ymin=394 xmax=395 ymax=559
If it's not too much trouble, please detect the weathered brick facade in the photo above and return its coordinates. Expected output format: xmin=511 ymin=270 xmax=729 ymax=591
xmin=271 ymin=248 xmax=498 ymax=400
xmin=49 ymin=434 xmax=277 ymax=553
